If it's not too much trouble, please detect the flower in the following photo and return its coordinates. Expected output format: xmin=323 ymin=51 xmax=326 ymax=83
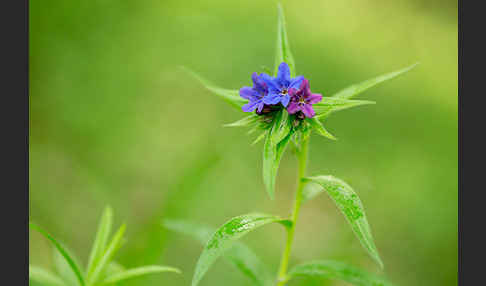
xmin=287 ymin=79 xmax=322 ymax=118
xmin=260 ymin=62 xmax=304 ymax=107
xmin=240 ymin=72 xmax=268 ymax=112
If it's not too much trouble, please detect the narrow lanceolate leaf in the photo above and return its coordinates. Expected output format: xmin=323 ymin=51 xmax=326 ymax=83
xmin=288 ymin=260 xmax=393 ymax=286
xmin=29 ymin=223 xmax=85 ymax=286
xmin=252 ymin=131 xmax=268 ymax=146
xmin=302 ymin=176 xmax=384 ymax=268
xmin=263 ymin=131 xmax=293 ymax=199
xmin=86 ymin=206 xmax=113 ymax=279
xmin=163 ymin=220 xmax=274 ymax=286
xmin=308 ymin=118 xmax=336 ymax=140
xmin=332 ymin=63 xmax=419 ymax=100
xmin=102 ymin=266 xmax=181 ymax=284
xmin=274 ymin=3 xmax=296 ymax=76
xmin=223 ymin=114 xmax=259 ymax=128
xmin=29 ymin=265 xmax=66 ymax=286
xmin=269 ymin=109 xmax=291 ymax=146
xmin=181 ymin=66 xmax=246 ymax=110
xmin=88 ymin=224 xmax=126 ymax=285
xmin=53 ymin=248 xmax=83 ymax=286
xmin=191 ymin=213 xmax=291 ymax=286
xmin=314 ymin=98 xmax=376 ymax=120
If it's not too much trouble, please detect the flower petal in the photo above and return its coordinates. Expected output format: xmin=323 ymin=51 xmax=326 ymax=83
xmin=263 ymin=93 xmax=282 ymax=105
xmin=301 ymin=104 xmax=316 ymax=118
xmin=289 ymin=76 xmax=305 ymax=89
xmin=242 ymin=100 xmax=259 ymax=112
xmin=256 ymin=102 xmax=265 ymax=112
xmin=287 ymin=101 xmax=300 ymax=114
xmin=277 ymin=62 xmax=291 ymax=86
xmin=281 ymin=94 xmax=290 ymax=107
xmin=307 ymin=93 xmax=323 ymax=104
xmin=239 ymin=87 xmax=255 ymax=100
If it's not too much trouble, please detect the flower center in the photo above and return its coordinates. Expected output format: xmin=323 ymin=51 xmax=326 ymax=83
xmin=281 ymin=89 xmax=288 ymax=95
xmin=298 ymin=97 xmax=306 ymax=104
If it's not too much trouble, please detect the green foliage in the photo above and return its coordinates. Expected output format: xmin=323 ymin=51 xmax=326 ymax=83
xmin=331 ymin=63 xmax=419 ymax=100
xmin=274 ymin=3 xmax=296 ymax=76
xmin=269 ymin=109 xmax=292 ymax=146
xmin=191 ymin=213 xmax=291 ymax=286
xmin=163 ymin=220 xmax=274 ymax=286
xmin=180 ymin=66 xmax=246 ymax=111
xmin=288 ymin=260 xmax=392 ymax=286
xmin=302 ymin=176 xmax=384 ymax=268
xmin=314 ymin=98 xmax=376 ymax=120
xmin=307 ymin=118 xmax=336 ymax=140
xmin=262 ymin=130 xmax=293 ymax=199
xmin=29 ymin=206 xmax=180 ymax=286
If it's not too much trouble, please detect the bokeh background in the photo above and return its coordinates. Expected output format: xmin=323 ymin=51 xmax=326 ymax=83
xmin=29 ymin=0 xmax=457 ymax=285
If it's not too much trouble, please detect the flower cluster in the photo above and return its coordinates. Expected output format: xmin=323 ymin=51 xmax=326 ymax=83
xmin=240 ymin=62 xmax=322 ymax=118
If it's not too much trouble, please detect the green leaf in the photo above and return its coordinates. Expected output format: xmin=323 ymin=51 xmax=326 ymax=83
xmin=223 ymin=114 xmax=259 ymax=128
xmin=88 ymin=224 xmax=126 ymax=285
xmin=252 ymin=131 xmax=268 ymax=146
xmin=288 ymin=260 xmax=393 ymax=286
xmin=314 ymin=98 xmax=376 ymax=120
xmin=307 ymin=118 xmax=336 ymax=140
xmin=274 ymin=3 xmax=296 ymax=76
xmin=29 ymin=223 xmax=85 ymax=286
xmin=263 ymin=130 xmax=293 ymax=199
xmin=102 ymin=266 xmax=180 ymax=284
xmin=191 ymin=213 xmax=291 ymax=286
xmin=181 ymin=66 xmax=246 ymax=110
xmin=86 ymin=206 xmax=113 ymax=280
xmin=29 ymin=265 xmax=66 ymax=286
xmin=163 ymin=220 xmax=274 ymax=286
xmin=269 ymin=109 xmax=292 ymax=146
xmin=332 ymin=63 xmax=419 ymax=100
xmin=302 ymin=176 xmax=383 ymax=268
xmin=52 ymin=248 xmax=83 ymax=286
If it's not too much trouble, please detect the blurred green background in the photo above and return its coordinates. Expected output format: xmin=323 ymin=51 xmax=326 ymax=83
xmin=29 ymin=0 xmax=457 ymax=285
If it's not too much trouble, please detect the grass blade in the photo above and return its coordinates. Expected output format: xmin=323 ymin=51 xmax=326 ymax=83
xmin=102 ymin=266 xmax=180 ymax=284
xmin=191 ymin=214 xmax=291 ymax=286
xmin=29 ymin=223 xmax=85 ymax=286
xmin=288 ymin=260 xmax=393 ymax=286
xmin=86 ymin=206 xmax=113 ymax=279
xmin=274 ymin=3 xmax=296 ymax=76
xmin=29 ymin=265 xmax=66 ymax=286
xmin=87 ymin=224 xmax=126 ymax=285
xmin=181 ymin=66 xmax=246 ymax=111
xmin=163 ymin=220 xmax=274 ymax=286
xmin=332 ymin=63 xmax=419 ymax=100
xmin=302 ymin=176 xmax=384 ymax=268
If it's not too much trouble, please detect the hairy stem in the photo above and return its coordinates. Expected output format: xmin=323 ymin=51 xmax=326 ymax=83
xmin=276 ymin=136 xmax=309 ymax=285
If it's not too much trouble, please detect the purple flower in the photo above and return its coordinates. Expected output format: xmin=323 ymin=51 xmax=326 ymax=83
xmin=287 ymin=79 xmax=322 ymax=118
xmin=240 ymin=72 xmax=268 ymax=112
xmin=260 ymin=62 xmax=304 ymax=107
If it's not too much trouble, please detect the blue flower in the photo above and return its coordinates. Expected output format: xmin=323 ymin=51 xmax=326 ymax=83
xmin=260 ymin=62 xmax=304 ymax=107
xmin=240 ymin=72 xmax=268 ymax=113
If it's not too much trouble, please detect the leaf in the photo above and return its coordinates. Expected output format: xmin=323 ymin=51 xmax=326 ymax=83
xmin=252 ymin=131 xmax=268 ymax=146
xmin=274 ymin=3 xmax=296 ymax=76
xmin=29 ymin=265 xmax=66 ymax=286
xmin=53 ymin=247 xmax=83 ymax=286
xmin=302 ymin=176 xmax=383 ymax=268
xmin=263 ymin=130 xmax=293 ymax=199
xmin=88 ymin=224 xmax=126 ymax=285
xmin=332 ymin=63 xmax=419 ymax=100
xmin=223 ymin=114 xmax=259 ymax=128
xmin=29 ymin=223 xmax=85 ymax=286
xmin=191 ymin=213 xmax=291 ymax=286
xmin=288 ymin=260 xmax=393 ymax=286
xmin=86 ymin=206 xmax=113 ymax=280
xmin=314 ymin=98 xmax=376 ymax=120
xmin=307 ymin=118 xmax=336 ymax=140
xmin=163 ymin=220 xmax=274 ymax=286
xmin=269 ymin=109 xmax=291 ymax=146
xmin=180 ymin=66 xmax=246 ymax=110
xmin=101 ymin=262 xmax=125 ymax=282
xmin=102 ymin=266 xmax=180 ymax=284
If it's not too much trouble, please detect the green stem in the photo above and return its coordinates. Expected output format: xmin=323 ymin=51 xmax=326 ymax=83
xmin=276 ymin=136 xmax=309 ymax=285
